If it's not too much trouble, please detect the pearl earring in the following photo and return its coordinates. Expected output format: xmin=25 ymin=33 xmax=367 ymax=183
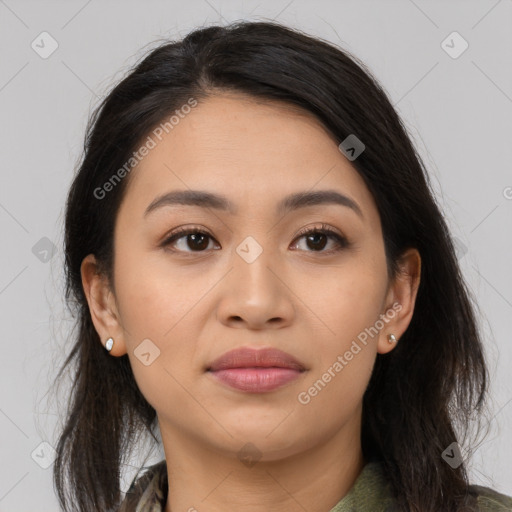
xmin=387 ymin=334 xmax=397 ymax=344
xmin=105 ymin=337 xmax=114 ymax=352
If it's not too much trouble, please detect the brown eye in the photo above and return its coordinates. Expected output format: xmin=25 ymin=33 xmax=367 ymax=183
xmin=161 ymin=224 xmax=349 ymax=255
xmin=291 ymin=224 xmax=349 ymax=254
xmin=304 ymin=232 xmax=329 ymax=251
xmin=183 ymin=232 xmax=210 ymax=251
xmin=162 ymin=227 xmax=218 ymax=253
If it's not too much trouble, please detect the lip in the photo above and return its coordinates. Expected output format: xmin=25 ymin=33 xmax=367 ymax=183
xmin=207 ymin=347 xmax=306 ymax=372
xmin=207 ymin=347 xmax=306 ymax=393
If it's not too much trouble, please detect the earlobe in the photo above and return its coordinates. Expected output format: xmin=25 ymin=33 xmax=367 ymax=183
xmin=80 ymin=254 xmax=127 ymax=356
xmin=377 ymin=248 xmax=421 ymax=355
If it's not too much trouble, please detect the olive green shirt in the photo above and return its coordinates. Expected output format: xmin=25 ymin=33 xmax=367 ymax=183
xmin=118 ymin=459 xmax=512 ymax=511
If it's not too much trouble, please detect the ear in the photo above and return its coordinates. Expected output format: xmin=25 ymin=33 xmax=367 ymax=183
xmin=377 ymin=248 xmax=421 ymax=355
xmin=80 ymin=254 xmax=127 ymax=356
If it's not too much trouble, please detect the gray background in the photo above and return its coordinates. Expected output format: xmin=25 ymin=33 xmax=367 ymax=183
xmin=1 ymin=0 xmax=511 ymax=510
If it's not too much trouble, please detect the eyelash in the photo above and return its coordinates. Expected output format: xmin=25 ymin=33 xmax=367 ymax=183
xmin=161 ymin=223 xmax=349 ymax=255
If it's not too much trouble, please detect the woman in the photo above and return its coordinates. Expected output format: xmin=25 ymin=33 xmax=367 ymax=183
xmin=53 ymin=20 xmax=512 ymax=512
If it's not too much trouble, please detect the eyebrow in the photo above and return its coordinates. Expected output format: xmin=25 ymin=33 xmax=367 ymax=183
xmin=144 ymin=189 xmax=364 ymax=219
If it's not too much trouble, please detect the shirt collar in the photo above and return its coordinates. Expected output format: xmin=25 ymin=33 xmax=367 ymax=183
xmin=119 ymin=459 xmax=394 ymax=512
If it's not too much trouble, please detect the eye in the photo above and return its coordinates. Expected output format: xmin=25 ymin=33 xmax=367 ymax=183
xmin=161 ymin=223 xmax=349 ymax=254
xmin=291 ymin=223 xmax=349 ymax=254
xmin=161 ymin=226 xmax=219 ymax=253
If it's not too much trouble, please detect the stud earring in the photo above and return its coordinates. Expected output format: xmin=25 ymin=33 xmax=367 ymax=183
xmin=387 ymin=334 xmax=397 ymax=344
xmin=105 ymin=337 xmax=114 ymax=352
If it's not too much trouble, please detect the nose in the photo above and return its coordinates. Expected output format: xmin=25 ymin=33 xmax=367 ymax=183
xmin=215 ymin=244 xmax=295 ymax=330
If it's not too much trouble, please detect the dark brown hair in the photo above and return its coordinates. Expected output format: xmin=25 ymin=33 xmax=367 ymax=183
xmin=54 ymin=20 xmax=490 ymax=511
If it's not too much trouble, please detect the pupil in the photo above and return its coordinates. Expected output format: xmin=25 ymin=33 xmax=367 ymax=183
xmin=308 ymin=233 xmax=326 ymax=250
xmin=189 ymin=233 xmax=208 ymax=250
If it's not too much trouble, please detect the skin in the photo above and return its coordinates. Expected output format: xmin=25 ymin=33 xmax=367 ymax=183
xmin=81 ymin=92 xmax=421 ymax=512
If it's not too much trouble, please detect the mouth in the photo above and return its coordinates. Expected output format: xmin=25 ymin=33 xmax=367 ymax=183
xmin=207 ymin=346 xmax=306 ymax=372
xmin=206 ymin=346 xmax=306 ymax=393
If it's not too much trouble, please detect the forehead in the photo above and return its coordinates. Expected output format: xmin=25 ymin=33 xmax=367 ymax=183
xmin=120 ymin=93 xmax=377 ymax=221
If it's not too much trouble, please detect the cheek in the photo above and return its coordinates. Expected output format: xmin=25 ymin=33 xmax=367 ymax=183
xmin=294 ymin=252 xmax=386 ymax=411
xmin=299 ymin=252 xmax=387 ymax=348
xmin=114 ymin=249 xmax=206 ymax=340
xmin=293 ymin=290 xmax=377 ymax=444
xmin=113 ymin=250 xmax=216 ymax=401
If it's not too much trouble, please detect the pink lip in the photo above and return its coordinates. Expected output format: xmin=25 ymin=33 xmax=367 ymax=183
xmin=209 ymin=368 xmax=303 ymax=392
xmin=207 ymin=347 xmax=306 ymax=393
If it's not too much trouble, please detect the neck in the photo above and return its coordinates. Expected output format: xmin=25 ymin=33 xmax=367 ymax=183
xmin=160 ymin=417 xmax=365 ymax=512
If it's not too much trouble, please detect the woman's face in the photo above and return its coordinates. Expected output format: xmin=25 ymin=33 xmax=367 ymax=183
xmin=84 ymin=92 xmax=419 ymax=463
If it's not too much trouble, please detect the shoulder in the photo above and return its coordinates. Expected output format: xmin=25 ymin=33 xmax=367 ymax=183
xmin=118 ymin=460 xmax=168 ymax=512
xmin=346 ymin=462 xmax=512 ymax=512
xmin=470 ymin=484 xmax=512 ymax=511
